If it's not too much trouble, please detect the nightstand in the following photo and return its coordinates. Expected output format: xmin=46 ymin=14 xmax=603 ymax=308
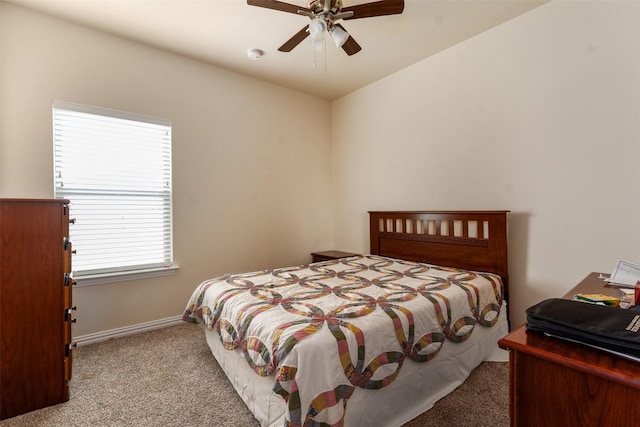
xmin=311 ymin=250 xmax=359 ymax=263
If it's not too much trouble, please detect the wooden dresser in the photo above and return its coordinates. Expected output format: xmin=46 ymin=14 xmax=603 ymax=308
xmin=499 ymin=273 xmax=640 ymax=427
xmin=0 ymin=199 xmax=75 ymax=419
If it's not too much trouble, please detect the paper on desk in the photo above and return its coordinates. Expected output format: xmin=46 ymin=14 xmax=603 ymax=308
xmin=605 ymin=259 xmax=640 ymax=288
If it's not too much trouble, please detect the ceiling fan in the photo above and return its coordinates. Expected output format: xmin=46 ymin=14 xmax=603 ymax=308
xmin=247 ymin=0 xmax=405 ymax=56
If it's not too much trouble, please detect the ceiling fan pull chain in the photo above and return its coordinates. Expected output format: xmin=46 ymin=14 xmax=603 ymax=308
xmin=312 ymin=35 xmax=327 ymax=74
xmin=323 ymin=38 xmax=327 ymax=74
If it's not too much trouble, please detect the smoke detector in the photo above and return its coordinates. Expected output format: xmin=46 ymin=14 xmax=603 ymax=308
xmin=247 ymin=49 xmax=264 ymax=60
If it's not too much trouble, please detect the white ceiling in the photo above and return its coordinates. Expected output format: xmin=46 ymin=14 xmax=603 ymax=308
xmin=7 ymin=0 xmax=548 ymax=100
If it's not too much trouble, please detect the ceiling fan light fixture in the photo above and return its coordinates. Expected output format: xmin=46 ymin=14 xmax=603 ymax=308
xmin=248 ymin=0 xmax=404 ymax=56
xmin=330 ymin=26 xmax=349 ymax=48
xmin=308 ymin=18 xmax=326 ymax=41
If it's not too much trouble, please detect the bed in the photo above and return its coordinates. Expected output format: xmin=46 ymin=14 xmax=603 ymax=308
xmin=183 ymin=210 xmax=509 ymax=426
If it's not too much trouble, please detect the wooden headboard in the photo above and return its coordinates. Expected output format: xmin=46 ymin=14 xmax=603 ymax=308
xmin=369 ymin=210 xmax=509 ymax=301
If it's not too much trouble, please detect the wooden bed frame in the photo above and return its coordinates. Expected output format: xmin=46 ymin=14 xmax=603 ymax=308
xmin=369 ymin=210 xmax=509 ymax=303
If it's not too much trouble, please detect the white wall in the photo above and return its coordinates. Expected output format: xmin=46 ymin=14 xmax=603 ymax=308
xmin=0 ymin=3 xmax=333 ymax=336
xmin=4 ymin=1 xmax=639 ymax=335
xmin=331 ymin=0 xmax=640 ymax=327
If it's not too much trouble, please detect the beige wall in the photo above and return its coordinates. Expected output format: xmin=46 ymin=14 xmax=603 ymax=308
xmin=331 ymin=1 xmax=640 ymax=327
xmin=0 ymin=3 xmax=333 ymax=336
xmin=3 ymin=1 xmax=639 ymax=335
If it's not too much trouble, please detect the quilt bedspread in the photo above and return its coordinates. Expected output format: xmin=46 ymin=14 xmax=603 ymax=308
xmin=182 ymin=255 xmax=504 ymax=426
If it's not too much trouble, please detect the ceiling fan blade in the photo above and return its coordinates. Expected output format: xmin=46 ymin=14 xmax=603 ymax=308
xmin=342 ymin=0 xmax=404 ymax=20
xmin=335 ymin=24 xmax=362 ymax=56
xmin=342 ymin=37 xmax=362 ymax=56
xmin=278 ymin=26 xmax=310 ymax=52
xmin=247 ymin=0 xmax=312 ymax=15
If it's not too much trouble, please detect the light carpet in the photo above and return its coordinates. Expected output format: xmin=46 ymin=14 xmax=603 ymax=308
xmin=0 ymin=323 xmax=509 ymax=426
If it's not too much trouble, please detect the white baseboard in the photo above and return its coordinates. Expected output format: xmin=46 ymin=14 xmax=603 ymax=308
xmin=74 ymin=315 xmax=184 ymax=347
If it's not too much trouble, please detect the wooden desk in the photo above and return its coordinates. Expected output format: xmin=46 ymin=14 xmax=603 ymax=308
xmin=498 ymin=272 xmax=640 ymax=427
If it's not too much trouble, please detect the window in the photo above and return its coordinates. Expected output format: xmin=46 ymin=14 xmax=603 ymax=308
xmin=53 ymin=100 xmax=176 ymax=285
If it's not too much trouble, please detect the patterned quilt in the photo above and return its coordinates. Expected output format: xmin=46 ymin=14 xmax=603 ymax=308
xmin=182 ymin=255 xmax=504 ymax=426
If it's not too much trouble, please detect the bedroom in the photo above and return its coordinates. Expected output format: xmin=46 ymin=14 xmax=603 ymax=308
xmin=1 ymin=0 xmax=639 ymax=423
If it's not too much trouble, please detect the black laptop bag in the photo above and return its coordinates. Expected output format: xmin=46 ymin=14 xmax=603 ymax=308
xmin=526 ymin=298 xmax=640 ymax=358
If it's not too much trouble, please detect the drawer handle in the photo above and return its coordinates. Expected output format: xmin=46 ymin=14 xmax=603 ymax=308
xmin=65 ymin=307 xmax=77 ymax=321
xmin=66 ymin=343 xmax=77 ymax=356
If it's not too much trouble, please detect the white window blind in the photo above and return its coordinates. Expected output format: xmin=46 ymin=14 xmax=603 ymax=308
xmin=53 ymin=100 xmax=173 ymax=277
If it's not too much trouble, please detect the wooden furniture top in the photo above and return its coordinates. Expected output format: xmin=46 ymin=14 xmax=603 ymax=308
xmin=499 ymin=272 xmax=640 ymax=390
xmin=311 ymin=250 xmax=359 ymax=260
xmin=0 ymin=198 xmax=70 ymax=204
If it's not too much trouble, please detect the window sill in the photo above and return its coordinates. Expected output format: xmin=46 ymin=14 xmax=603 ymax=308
xmin=74 ymin=265 xmax=180 ymax=287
